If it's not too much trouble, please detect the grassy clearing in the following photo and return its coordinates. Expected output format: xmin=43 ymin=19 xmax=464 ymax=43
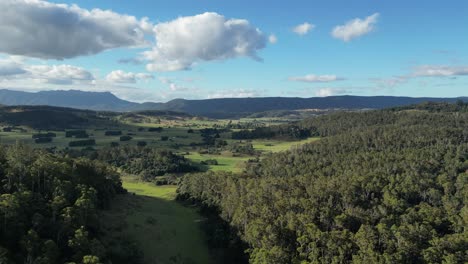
xmin=252 ymin=137 xmax=320 ymax=153
xmin=185 ymin=138 xmax=321 ymax=173
xmin=101 ymin=177 xmax=212 ymax=264
xmin=185 ymin=152 xmax=250 ymax=173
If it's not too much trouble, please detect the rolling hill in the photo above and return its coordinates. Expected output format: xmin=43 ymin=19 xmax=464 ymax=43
xmin=0 ymin=89 xmax=466 ymax=118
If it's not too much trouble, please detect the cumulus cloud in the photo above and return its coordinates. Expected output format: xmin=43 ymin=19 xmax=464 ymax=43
xmin=0 ymin=0 xmax=153 ymax=59
xmin=25 ymin=64 xmax=95 ymax=84
xmin=143 ymin=12 xmax=268 ymax=72
xmin=412 ymin=65 xmax=468 ymax=77
xmin=315 ymin=88 xmax=347 ymax=97
xmin=293 ymin=22 xmax=315 ymax=36
xmin=0 ymin=57 xmax=95 ymax=85
xmin=332 ymin=13 xmax=379 ymax=42
xmin=106 ymin=70 xmax=153 ymax=83
xmin=289 ymin=74 xmax=345 ymax=83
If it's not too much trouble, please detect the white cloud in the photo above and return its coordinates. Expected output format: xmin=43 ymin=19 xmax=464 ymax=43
xmin=0 ymin=0 xmax=153 ymax=59
xmin=106 ymin=70 xmax=153 ymax=83
xmin=289 ymin=74 xmax=345 ymax=83
xmin=412 ymin=65 xmax=468 ymax=77
xmin=332 ymin=13 xmax=379 ymax=42
xmin=208 ymin=89 xmax=262 ymax=99
xmin=293 ymin=22 xmax=315 ymax=36
xmin=144 ymin=12 xmax=268 ymax=72
xmin=269 ymin=34 xmax=278 ymax=44
xmin=26 ymin=65 xmax=95 ymax=85
xmin=0 ymin=57 xmax=94 ymax=85
xmin=315 ymin=88 xmax=347 ymax=97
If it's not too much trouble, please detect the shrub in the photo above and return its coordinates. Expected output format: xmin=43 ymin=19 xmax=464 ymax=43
xmin=110 ymin=142 xmax=119 ymax=147
xmin=160 ymin=136 xmax=169 ymax=141
xmin=104 ymin=130 xmax=122 ymax=136
xmin=120 ymin=135 xmax=132 ymax=141
xmin=137 ymin=141 xmax=147 ymax=147
xmin=148 ymin=127 xmax=163 ymax=132
xmin=201 ymin=159 xmax=218 ymax=165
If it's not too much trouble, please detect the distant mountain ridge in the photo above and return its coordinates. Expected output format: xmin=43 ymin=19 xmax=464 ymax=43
xmin=0 ymin=89 xmax=466 ymax=118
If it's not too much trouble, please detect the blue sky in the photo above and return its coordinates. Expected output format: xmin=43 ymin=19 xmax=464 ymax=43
xmin=0 ymin=0 xmax=467 ymax=102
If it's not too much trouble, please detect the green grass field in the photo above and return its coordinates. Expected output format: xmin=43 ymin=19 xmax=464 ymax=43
xmin=0 ymin=126 xmax=203 ymax=150
xmin=185 ymin=151 xmax=250 ymax=173
xmin=252 ymin=137 xmax=320 ymax=153
xmin=101 ymin=177 xmax=212 ymax=264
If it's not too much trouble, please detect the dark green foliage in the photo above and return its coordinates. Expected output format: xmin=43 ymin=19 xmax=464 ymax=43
xmin=97 ymin=146 xmax=198 ymax=181
xmin=229 ymin=143 xmax=258 ymax=156
xmin=201 ymin=159 xmax=218 ymax=165
xmin=178 ymin=106 xmax=468 ymax=264
xmin=0 ymin=105 xmax=117 ymax=130
xmin=34 ymin=137 xmax=52 ymax=144
xmin=392 ymin=101 xmax=468 ymax=112
xmin=104 ymin=130 xmax=122 ymax=136
xmin=110 ymin=142 xmax=119 ymax=147
xmin=0 ymin=144 xmax=124 ymax=263
xmin=137 ymin=141 xmax=147 ymax=147
xmin=160 ymin=136 xmax=169 ymax=141
xmin=232 ymin=125 xmax=311 ymax=140
xmin=32 ymin=132 xmax=56 ymax=139
xmin=66 ymin=130 xmax=88 ymax=138
xmin=119 ymin=136 xmax=132 ymax=142
xmin=69 ymin=139 xmax=96 ymax=147
xmin=187 ymin=129 xmax=194 ymax=133
xmin=148 ymin=127 xmax=163 ymax=132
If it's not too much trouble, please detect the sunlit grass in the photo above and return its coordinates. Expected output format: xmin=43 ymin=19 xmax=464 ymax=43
xmin=101 ymin=177 xmax=212 ymax=264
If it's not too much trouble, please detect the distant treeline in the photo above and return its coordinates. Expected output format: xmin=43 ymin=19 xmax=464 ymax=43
xmin=179 ymin=102 xmax=468 ymax=264
xmin=32 ymin=132 xmax=56 ymax=139
xmin=231 ymin=125 xmax=311 ymax=140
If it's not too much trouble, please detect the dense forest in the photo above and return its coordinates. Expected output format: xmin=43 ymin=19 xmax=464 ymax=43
xmin=178 ymin=104 xmax=468 ymax=263
xmin=96 ymin=146 xmax=199 ymax=181
xmin=0 ymin=144 xmax=135 ymax=263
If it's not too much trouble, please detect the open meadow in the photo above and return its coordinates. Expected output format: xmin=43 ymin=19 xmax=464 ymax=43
xmin=100 ymin=176 xmax=212 ymax=264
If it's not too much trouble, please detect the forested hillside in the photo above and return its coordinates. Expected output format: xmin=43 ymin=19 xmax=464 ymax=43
xmin=0 ymin=144 xmax=135 ymax=264
xmin=178 ymin=104 xmax=468 ymax=263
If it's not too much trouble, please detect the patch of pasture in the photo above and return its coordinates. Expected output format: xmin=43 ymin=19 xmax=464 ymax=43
xmin=100 ymin=177 xmax=212 ymax=264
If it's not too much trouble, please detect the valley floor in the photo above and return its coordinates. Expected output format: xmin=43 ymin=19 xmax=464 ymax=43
xmin=101 ymin=177 xmax=212 ymax=264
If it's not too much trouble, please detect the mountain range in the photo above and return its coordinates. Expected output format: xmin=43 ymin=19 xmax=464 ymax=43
xmin=0 ymin=89 xmax=466 ymax=118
